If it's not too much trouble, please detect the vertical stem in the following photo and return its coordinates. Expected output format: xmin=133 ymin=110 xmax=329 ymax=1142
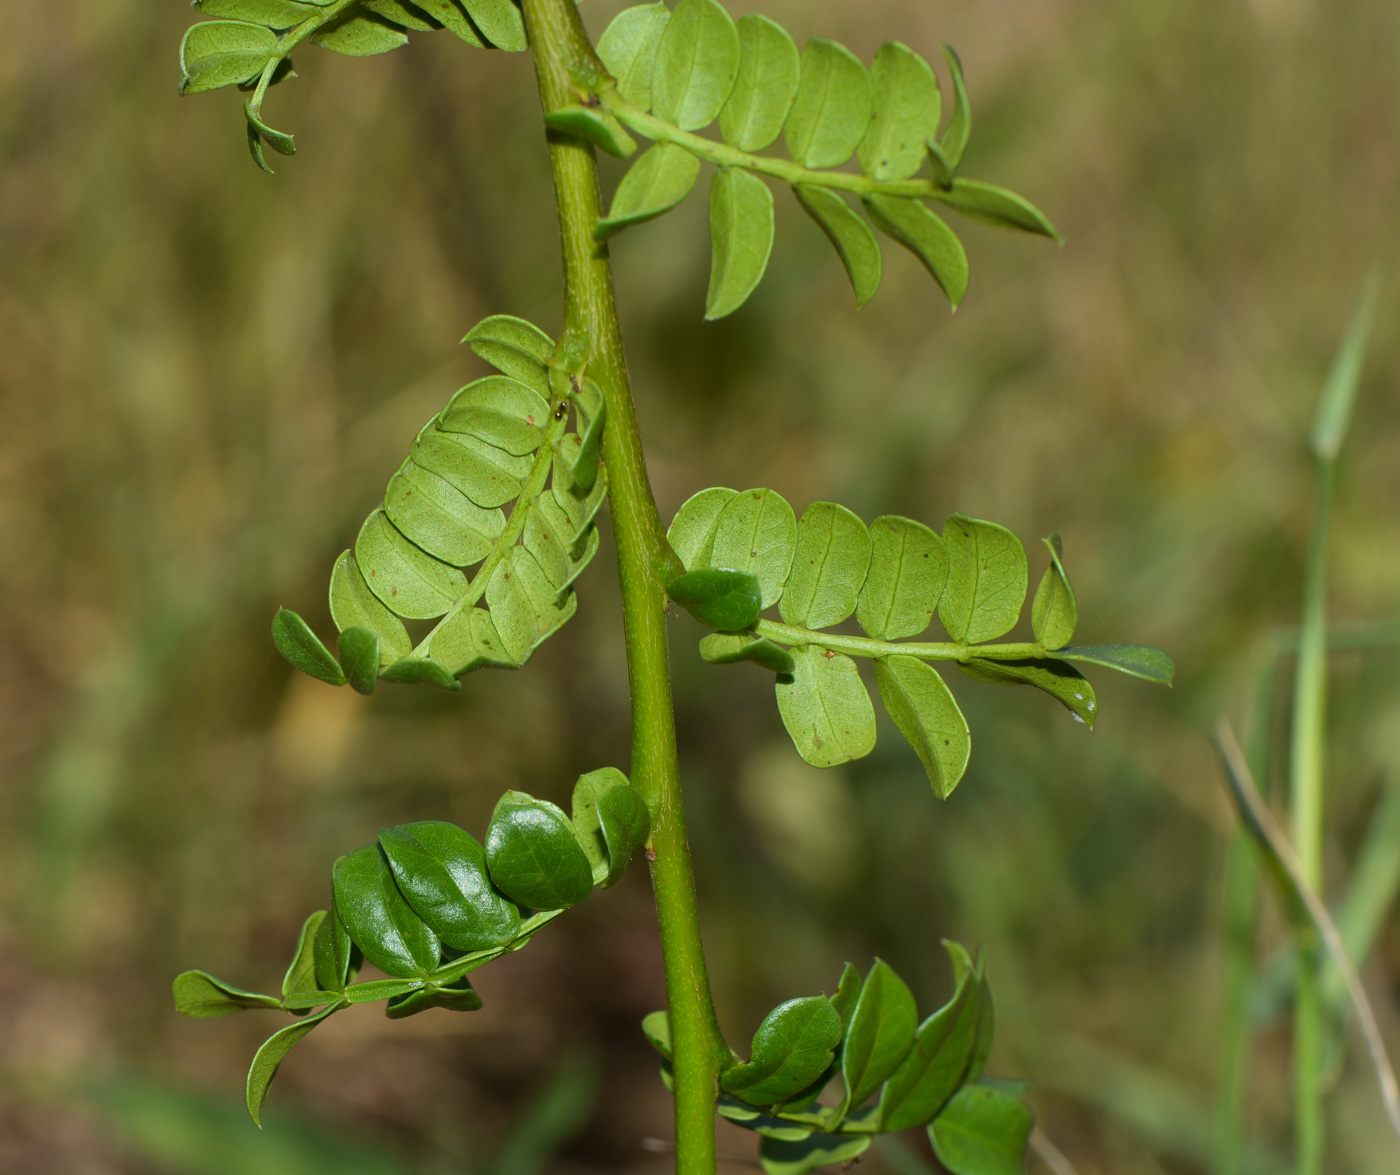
xmin=1289 ymin=462 xmax=1332 ymax=1175
xmin=521 ymin=3 xmax=728 ymax=1173
xmin=1213 ymin=659 xmax=1274 ymax=1175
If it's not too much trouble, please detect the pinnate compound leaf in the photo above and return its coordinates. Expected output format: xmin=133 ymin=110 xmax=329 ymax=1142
xmin=934 ymin=179 xmax=1063 ymax=243
xmin=860 ymin=42 xmax=941 ymax=181
xmin=281 ymin=911 xmax=326 ymax=1000
xmin=379 ymin=657 xmax=460 ymax=690
xmin=699 ymin=632 xmax=794 ymax=674
xmin=863 ymin=195 xmax=968 ymax=308
xmin=543 ymin=105 xmax=637 ymax=157
xmin=785 ymin=39 xmax=872 ymax=169
xmin=928 ymin=1084 xmax=1033 ymax=1175
xmin=333 ymin=844 xmax=441 ymax=978
xmin=668 ymin=487 xmax=737 ymax=570
xmin=958 ymin=658 xmax=1095 ymax=727
xmin=310 ymin=12 xmax=409 ymax=56
xmin=878 ymin=946 xmax=981 ymax=1130
xmin=463 ymin=315 xmax=554 ymax=399
xmin=874 ymin=656 xmax=971 ymax=798
xmin=776 ymin=646 xmax=876 ymax=768
xmin=857 ymin=515 xmax=948 ymax=640
xmin=721 ymin=996 xmax=842 ymax=1106
xmin=651 ymin=0 xmax=739 ymax=132
xmin=792 ymin=186 xmax=882 ymax=307
xmin=246 ymin=1002 xmax=341 ymax=1127
xmin=840 ymin=958 xmax=917 ymax=1115
xmin=1055 ymin=644 xmax=1175 ymax=684
xmin=781 ymin=502 xmax=872 ymax=630
xmin=385 ymin=975 xmax=483 ymax=1019
xmin=720 ymin=14 xmax=800 ymax=151
xmin=668 ymin=568 xmax=762 ymax=631
xmin=571 ymin=768 xmax=650 ymax=887
xmin=193 ymin=0 xmax=323 ymax=27
xmin=329 ymin=551 xmax=411 ymax=667
xmin=759 ymin=1133 xmax=870 ymax=1175
xmin=272 ymin=609 xmax=345 ymax=686
xmin=379 ymin=821 xmax=520 ymax=951
xmin=313 ymin=907 xmax=359 ymax=993
xmin=938 ymin=46 xmax=971 ymax=171
xmin=459 ymin=0 xmax=526 ymax=52
xmin=174 ymin=971 xmax=282 ymax=1018
xmin=709 ymin=488 xmax=797 ymax=608
xmin=1031 ymin=534 xmax=1076 ymax=649
xmin=485 ymin=791 xmax=594 ymax=911
xmin=179 ymin=21 xmax=278 ymax=95
xmin=337 ymin=626 xmax=379 ymax=694
xmin=938 ymin=514 xmax=1027 ymax=644
xmin=597 ymin=143 xmax=701 ymax=239
xmin=597 ymin=2 xmax=671 ymax=111
xmin=706 ymin=168 xmax=775 ymax=320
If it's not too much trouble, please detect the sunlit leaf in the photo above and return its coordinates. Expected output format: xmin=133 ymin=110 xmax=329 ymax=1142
xmin=179 ymin=21 xmax=277 ymax=95
xmin=859 ymin=42 xmax=941 ymax=182
xmin=1030 ymin=534 xmax=1076 ymax=649
xmin=792 ymin=185 xmax=882 ymax=306
xmin=173 ymin=971 xmax=281 ymax=1018
xmin=864 ymin=195 xmax=968 ymax=307
xmin=246 ymin=1002 xmax=341 ymax=1126
xmin=928 ymin=1084 xmax=1033 ymax=1175
xmin=857 ymin=515 xmax=947 ymax=640
xmin=668 ymin=568 xmax=763 ymax=631
xmin=706 ymin=167 xmax=775 ymax=320
xmin=596 ymin=143 xmax=702 ymax=239
xmin=938 ymin=514 xmax=1027 ymax=644
xmin=721 ymin=996 xmax=842 ymax=1106
xmin=699 ymin=632 xmax=795 ymax=674
xmin=874 ymin=655 xmax=971 ymax=798
xmin=958 ymin=657 xmax=1095 ymax=727
xmin=709 ymin=487 xmax=797 ymax=608
xmin=485 ymin=790 xmax=595 ymax=911
xmin=651 ymin=0 xmax=740 ymax=132
xmin=720 ymin=14 xmax=800 ymax=151
xmin=272 ymin=609 xmax=345 ymax=686
xmin=333 ymin=844 xmax=441 ymax=978
xmin=597 ymin=2 xmax=671 ymax=111
xmin=1056 ymin=643 xmax=1175 ymax=684
xmin=781 ymin=501 xmax=872 ymax=630
xmin=775 ymin=646 xmax=876 ymax=768
xmin=933 ymin=179 xmax=1063 ymax=243
xmin=785 ymin=39 xmax=871 ymax=169
xmin=543 ymin=105 xmax=638 ymax=157
xmin=840 ymin=958 xmax=917 ymax=1115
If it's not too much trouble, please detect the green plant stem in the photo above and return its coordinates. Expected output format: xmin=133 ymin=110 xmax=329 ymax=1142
xmin=523 ymin=3 xmax=728 ymax=1173
xmin=755 ymin=619 xmax=1046 ymax=662
xmin=601 ymin=89 xmax=960 ymax=201
xmin=1289 ymin=460 xmax=1332 ymax=1175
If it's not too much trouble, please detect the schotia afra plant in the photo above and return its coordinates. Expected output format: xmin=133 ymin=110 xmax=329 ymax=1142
xmin=174 ymin=2 xmax=1174 ymax=1173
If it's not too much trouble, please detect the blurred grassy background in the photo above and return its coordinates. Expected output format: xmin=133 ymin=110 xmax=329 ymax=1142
xmin=2 ymin=0 xmax=1399 ymax=1171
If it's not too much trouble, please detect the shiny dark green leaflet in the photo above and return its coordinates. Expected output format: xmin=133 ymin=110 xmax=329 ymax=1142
xmin=333 ymin=844 xmax=441 ymax=978
xmin=246 ymin=1001 xmax=342 ymax=1126
xmin=760 ymin=1132 xmax=869 ymax=1175
xmin=1055 ymin=643 xmax=1176 ymax=684
xmin=337 ymin=626 xmax=380 ymax=695
xmin=485 ymin=791 xmax=594 ymax=911
xmin=570 ymin=768 xmax=650 ymax=887
xmin=385 ymin=976 xmax=483 ymax=1019
xmin=698 ymin=632 xmax=794 ymax=674
xmin=667 ymin=567 xmax=763 ymax=631
xmin=272 ymin=609 xmax=345 ymax=686
xmin=312 ymin=906 xmax=358 ymax=993
xmin=281 ymin=910 xmax=325 ymax=1000
xmin=927 ymin=1083 xmax=1033 ymax=1175
xmin=721 ymin=996 xmax=842 ymax=1106
xmin=840 ymin=958 xmax=917 ymax=1114
xmin=543 ymin=105 xmax=638 ymax=157
xmin=378 ymin=820 xmax=521 ymax=951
